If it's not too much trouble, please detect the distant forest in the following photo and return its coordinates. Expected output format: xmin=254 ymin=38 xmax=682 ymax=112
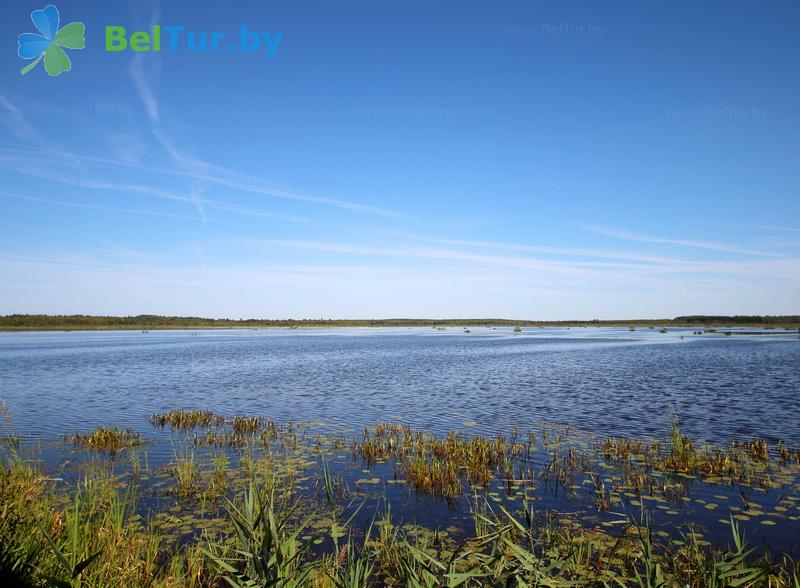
xmin=673 ymin=315 xmax=800 ymax=325
xmin=0 ymin=314 xmax=798 ymax=330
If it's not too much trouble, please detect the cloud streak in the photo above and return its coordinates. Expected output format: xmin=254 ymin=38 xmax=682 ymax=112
xmin=250 ymin=238 xmax=800 ymax=285
xmin=125 ymin=52 xmax=408 ymax=219
xmin=583 ymin=225 xmax=784 ymax=258
xmin=0 ymin=189 xmax=212 ymax=221
xmin=0 ymin=148 xmax=312 ymax=223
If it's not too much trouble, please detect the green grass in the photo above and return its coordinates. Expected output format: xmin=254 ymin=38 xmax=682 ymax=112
xmin=3 ymin=415 xmax=800 ymax=587
xmin=2 ymin=461 xmax=799 ymax=586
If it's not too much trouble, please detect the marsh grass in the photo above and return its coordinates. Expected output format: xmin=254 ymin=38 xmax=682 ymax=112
xmin=209 ymin=451 xmax=229 ymax=497
xmin=171 ymin=448 xmax=199 ymax=496
xmin=205 ymin=480 xmax=311 ymax=587
xmin=71 ymin=427 xmax=146 ymax=456
xmin=150 ymin=409 xmax=225 ymax=430
xmin=231 ymin=416 xmax=262 ymax=435
xmin=0 ymin=454 xmax=217 ymax=587
xmin=598 ymin=419 xmax=793 ymax=493
xmin=3 ymin=413 xmax=800 ymax=586
xmin=357 ymin=425 xmax=513 ymax=496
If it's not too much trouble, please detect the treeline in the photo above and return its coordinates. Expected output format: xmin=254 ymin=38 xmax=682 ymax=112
xmin=674 ymin=315 xmax=800 ymax=326
xmin=0 ymin=314 xmax=797 ymax=331
xmin=0 ymin=315 xmax=645 ymax=330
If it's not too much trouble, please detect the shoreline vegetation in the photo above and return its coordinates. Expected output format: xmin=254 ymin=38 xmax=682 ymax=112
xmin=1 ymin=314 xmax=799 ymax=332
xmin=2 ymin=410 xmax=800 ymax=586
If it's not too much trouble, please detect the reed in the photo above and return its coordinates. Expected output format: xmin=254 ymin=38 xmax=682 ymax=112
xmin=150 ymin=409 xmax=225 ymax=430
xmin=4 ymin=412 xmax=800 ymax=587
xmin=204 ymin=481 xmax=311 ymax=587
xmin=231 ymin=415 xmax=262 ymax=434
xmin=71 ymin=426 xmax=145 ymax=456
xmin=171 ymin=448 xmax=199 ymax=496
xmin=356 ymin=424 xmax=512 ymax=495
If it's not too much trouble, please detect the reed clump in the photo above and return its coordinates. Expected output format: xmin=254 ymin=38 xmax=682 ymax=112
xmin=596 ymin=420 xmax=797 ymax=494
xmin=71 ymin=426 xmax=145 ymax=456
xmin=171 ymin=449 xmax=199 ymax=496
xmin=194 ymin=430 xmax=251 ymax=448
xmin=357 ymin=424 xmax=514 ymax=495
xmin=231 ymin=415 xmax=262 ymax=434
xmin=150 ymin=409 xmax=224 ymax=430
xmin=192 ymin=419 xmax=280 ymax=449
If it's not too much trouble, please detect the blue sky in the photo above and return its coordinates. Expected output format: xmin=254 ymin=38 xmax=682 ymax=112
xmin=1 ymin=0 xmax=798 ymax=319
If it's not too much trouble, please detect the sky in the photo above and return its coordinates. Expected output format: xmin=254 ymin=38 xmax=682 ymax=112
xmin=0 ymin=0 xmax=798 ymax=320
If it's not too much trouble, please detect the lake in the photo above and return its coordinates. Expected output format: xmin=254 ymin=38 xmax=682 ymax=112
xmin=1 ymin=326 xmax=799 ymax=555
xmin=2 ymin=326 xmax=799 ymax=443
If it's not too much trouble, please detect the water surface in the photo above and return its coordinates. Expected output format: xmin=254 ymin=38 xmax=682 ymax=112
xmin=1 ymin=326 xmax=799 ymax=554
xmin=1 ymin=326 xmax=798 ymax=444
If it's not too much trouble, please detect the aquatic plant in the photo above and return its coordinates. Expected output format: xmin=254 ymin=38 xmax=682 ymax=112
xmin=205 ymin=481 xmax=311 ymax=587
xmin=4 ymin=412 xmax=800 ymax=586
xmin=71 ymin=426 xmax=145 ymax=456
xmin=209 ymin=450 xmax=229 ymax=497
xmin=149 ymin=409 xmax=225 ymax=430
xmin=0 ymin=457 xmax=212 ymax=587
xmin=356 ymin=425 xmax=514 ymax=496
xmin=327 ymin=535 xmax=376 ymax=588
xmin=171 ymin=448 xmax=199 ymax=496
xmin=231 ymin=415 xmax=262 ymax=434
xmin=0 ymin=455 xmax=51 ymax=584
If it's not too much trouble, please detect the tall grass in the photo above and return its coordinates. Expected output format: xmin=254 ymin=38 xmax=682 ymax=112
xmin=205 ymin=481 xmax=311 ymax=587
xmin=3 ymin=417 xmax=800 ymax=587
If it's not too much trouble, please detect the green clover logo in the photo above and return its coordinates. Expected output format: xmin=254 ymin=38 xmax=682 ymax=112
xmin=18 ymin=5 xmax=85 ymax=76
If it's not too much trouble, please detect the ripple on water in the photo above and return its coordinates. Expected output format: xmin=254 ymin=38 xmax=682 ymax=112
xmin=0 ymin=327 xmax=798 ymax=443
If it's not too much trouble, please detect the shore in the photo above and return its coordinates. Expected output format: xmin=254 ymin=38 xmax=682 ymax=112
xmin=1 ymin=314 xmax=798 ymax=331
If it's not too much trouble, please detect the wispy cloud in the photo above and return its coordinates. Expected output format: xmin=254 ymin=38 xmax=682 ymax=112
xmin=125 ymin=51 xmax=407 ymax=219
xmin=0 ymin=189 xmax=211 ymax=221
xmin=746 ymin=224 xmax=800 ymax=234
xmin=382 ymin=231 xmax=684 ymax=264
xmin=583 ymin=225 xmax=783 ymax=258
xmin=189 ymin=186 xmax=208 ymax=222
xmin=0 ymin=94 xmax=41 ymax=141
xmin=0 ymin=148 xmax=312 ymax=223
xmin=2 ymin=245 xmax=796 ymax=318
xmin=250 ymin=237 xmax=800 ymax=286
xmin=0 ymin=137 xmax=407 ymax=219
xmin=128 ymin=55 xmax=160 ymax=124
xmin=0 ymin=95 xmax=85 ymax=171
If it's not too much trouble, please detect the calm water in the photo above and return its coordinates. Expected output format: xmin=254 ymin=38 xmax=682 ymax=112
xmin=2 ymin=326 xmax=799 ymax=553
xmin=1 ymin=326 xmax=799 ymax=444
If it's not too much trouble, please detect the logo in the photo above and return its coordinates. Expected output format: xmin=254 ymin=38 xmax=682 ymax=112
xmin=104 ymin=26 xmax=282 ymax=57
xmin=18 ymin=5 xmax=85 ymax=77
